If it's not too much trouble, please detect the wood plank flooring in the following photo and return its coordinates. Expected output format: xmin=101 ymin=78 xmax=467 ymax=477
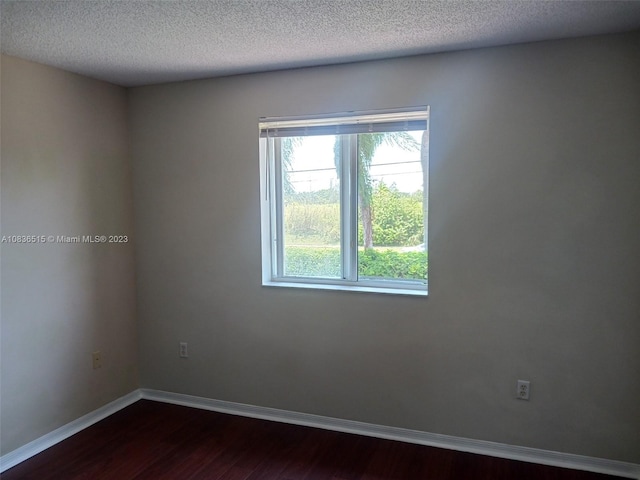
xmin=1 ymin=400 xmax=625 ymax=480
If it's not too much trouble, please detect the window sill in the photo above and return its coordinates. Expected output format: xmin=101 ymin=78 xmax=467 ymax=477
xmin=262 ymin=280 xmax=428 ymax=297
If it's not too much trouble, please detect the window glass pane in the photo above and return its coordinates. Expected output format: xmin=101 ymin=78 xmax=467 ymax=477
xmin=357 ymin=131 xmax=428 ymax=282
xmin=281 ymin=135 xmax=341 ymax=278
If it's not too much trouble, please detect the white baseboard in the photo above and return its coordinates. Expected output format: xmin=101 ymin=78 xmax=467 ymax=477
xmin=140 ymin=389 xmax=640 ymax=479
xmin=0 ymin=390 xmax=142 ymax=473
xmin=2 ymin=388 xmax=638 ymax=479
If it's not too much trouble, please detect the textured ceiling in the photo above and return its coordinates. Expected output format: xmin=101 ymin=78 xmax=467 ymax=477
xmin=2 ymin=0 xmax=640 ymax=87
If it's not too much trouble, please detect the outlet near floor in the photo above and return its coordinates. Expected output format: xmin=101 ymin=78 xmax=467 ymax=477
xmin=179 ymin=342 xmax=188 ymax=358
xmin=92 ymin=351 xmax=102 ymax=369
xmin=517 ymin=380 xmax=530 ymax=400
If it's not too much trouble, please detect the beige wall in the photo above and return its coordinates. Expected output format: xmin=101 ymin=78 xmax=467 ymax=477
xmin=1 ymin=55 xmax=138 ymax=454
xmin=129 ymin=32 xmax=640 ymax=463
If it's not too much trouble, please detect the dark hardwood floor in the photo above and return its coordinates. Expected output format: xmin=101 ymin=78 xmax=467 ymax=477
xmin=1 ymin=400 xmax=625 ymax=480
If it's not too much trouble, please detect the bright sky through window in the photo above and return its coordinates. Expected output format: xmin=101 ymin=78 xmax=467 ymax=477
xmin=286 ymin=132 xmax=424 ymax=193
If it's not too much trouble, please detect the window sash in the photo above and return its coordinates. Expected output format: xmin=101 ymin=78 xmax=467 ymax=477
xmin=261 ymin=107 xmax=428 ymax=293
xmin=340 ymin=135 xmax=358 ymax=281
xmin=273 ymin=137 xmax=285 ymax=278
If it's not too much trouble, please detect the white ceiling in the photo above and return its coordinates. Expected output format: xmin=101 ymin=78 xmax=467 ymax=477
xmin=2 ymin=0 xmax=640 ymax=87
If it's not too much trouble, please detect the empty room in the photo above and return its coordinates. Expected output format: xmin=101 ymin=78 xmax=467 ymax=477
xmin=1 ymin=1 xmax=639 ymax=478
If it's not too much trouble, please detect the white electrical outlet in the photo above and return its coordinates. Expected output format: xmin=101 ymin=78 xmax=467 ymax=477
xmin=92 ymin=351 xmax=102 ymax=369
xmin=517 ymin=380 xmax=530 ymax=400
xmin=179 ymin=342 xmax=188 ymax=358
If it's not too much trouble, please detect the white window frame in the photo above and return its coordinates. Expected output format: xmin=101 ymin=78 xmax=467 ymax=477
xmin=259 ymin=107 xmax=429 ymax=296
